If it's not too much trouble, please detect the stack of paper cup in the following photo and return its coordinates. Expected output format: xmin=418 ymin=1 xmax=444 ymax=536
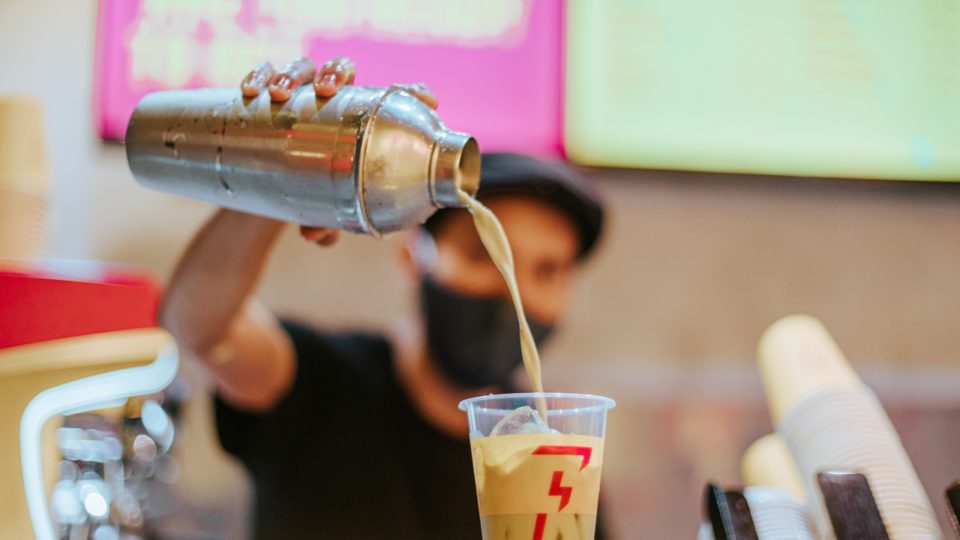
xmin=0 ymin=95 xmax=49 ymax=260
xmin=759 ymin=315 xmax=942 ymax=539
xmin=743 ymin=487 xmax=817 ymax=540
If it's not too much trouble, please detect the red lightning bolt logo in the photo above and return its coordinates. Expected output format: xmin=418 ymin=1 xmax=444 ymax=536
xmin=547 ymin=470 xmax=573 ymax=511
xmin=531 ymin=445 xmax=594 ymax=540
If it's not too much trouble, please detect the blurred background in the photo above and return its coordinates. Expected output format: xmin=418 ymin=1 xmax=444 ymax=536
xmin=1 ymin=0 xmax=958 ymax=538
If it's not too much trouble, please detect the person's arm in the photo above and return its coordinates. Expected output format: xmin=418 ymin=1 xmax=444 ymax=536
xmin=161 ymin=56 xmax=353 ymax=412
xmin=159 ymin=210 xmax=301 ymax=412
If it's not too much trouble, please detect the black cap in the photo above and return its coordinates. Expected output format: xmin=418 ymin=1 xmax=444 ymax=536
xmin=424 ymin=153 xmax=605 ymax=260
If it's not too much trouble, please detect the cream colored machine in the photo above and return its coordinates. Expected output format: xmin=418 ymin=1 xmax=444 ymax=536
xmin=0 ymin=266 xmax=178 ymax=539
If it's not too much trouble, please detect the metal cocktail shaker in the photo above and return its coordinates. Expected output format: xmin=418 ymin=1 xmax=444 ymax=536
xmin=125 ymin=85 xmax=479 ymax=236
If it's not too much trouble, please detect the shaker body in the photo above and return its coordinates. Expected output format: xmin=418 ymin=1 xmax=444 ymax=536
xmin=125 ymin=85 xmax=478 ymax=235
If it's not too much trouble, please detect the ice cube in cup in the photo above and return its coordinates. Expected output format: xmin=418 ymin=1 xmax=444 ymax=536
xmin=490 ymin=406 xmax=556 ymax=436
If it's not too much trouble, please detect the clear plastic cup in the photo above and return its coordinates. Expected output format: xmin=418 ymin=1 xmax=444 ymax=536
xmin=743 ymin=487 xmax=816 ymax=540
xmin=459 ymin=393 xmax=615 ymax=540
xmin=778 ymin=386 xmax=941 ymax=538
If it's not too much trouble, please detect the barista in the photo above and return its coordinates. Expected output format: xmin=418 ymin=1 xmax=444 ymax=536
xmin=160 ymin=56 xmax=607 ymax=539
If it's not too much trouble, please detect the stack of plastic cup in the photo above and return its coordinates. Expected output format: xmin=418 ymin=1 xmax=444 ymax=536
xmin=694 ymin=488 xmax=814 ymax=540
xmin=743 ymin=487 xmax=817 ymax=540
xmin=0 ymin=95 xmax=49 ymax=260
xmin=740 ymin=434 xmax=818 ymax=539
xmin=759 ymin=315 xmax=942 ymax=539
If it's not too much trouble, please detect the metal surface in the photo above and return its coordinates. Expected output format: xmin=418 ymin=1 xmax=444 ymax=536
xmin=126 ymin=85 xmax=478 ymax=236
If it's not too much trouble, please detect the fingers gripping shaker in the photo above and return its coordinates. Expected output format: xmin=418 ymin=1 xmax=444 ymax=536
xmin=125 ymin=85 xmax=479 ymax=235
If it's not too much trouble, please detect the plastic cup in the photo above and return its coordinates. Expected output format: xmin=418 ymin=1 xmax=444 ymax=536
xmin=459 ymin=393 xmax=615 ymax=540
xmin=743 ymin=487 xmax=817 ymax=540
xmin=778 ymin=386 xmax=941 ymax=538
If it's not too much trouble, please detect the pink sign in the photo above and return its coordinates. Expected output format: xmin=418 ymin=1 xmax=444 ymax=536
xmin=94 ymin=0 xmax=564 ymax=156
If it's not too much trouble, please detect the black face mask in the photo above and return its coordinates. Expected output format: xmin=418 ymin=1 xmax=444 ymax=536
xmin=420 ymin=275 xmax=555 ymax=388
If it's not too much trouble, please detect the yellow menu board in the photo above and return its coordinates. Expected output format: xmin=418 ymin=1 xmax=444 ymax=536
xmin=565 ymin=0 xmax=960 ymax=181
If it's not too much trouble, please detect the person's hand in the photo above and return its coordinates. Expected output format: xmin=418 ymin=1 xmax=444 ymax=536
xmin=240 ymin=56 xmax=357 ymax=102
xmin=239 ymin=56 xmax=440 ymax=246
xmin=240 ymin=56 xmax=359 ymax=246
xmin=240 ymin=56 xmax=439 ymax=108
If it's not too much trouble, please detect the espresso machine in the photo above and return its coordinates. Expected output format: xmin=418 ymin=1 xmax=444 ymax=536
xmin=0 ymin=262 xmax=179 ymax=540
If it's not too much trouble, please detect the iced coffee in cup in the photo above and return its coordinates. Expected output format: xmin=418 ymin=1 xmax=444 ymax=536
xmin=455 ymin=164 xmax=612 ymax=538
xmin=460 ymin=393 xmax=615 ymax=540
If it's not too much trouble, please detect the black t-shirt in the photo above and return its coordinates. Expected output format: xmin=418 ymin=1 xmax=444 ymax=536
xmin=216 ymin=321 xmax=608 ymax=539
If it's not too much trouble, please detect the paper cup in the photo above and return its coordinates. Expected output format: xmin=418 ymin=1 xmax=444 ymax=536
xmin=0 ymin=96 xmax=49 ymax=185
xmin=0 ymin=187 xmax=47 ymax=259
xmin=742 ymin=433 xmax=806 ymax=500
xmin=758 ymin=315 xmax=862 ymax=425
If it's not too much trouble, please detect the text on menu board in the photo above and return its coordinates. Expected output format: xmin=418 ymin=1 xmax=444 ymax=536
xmin=96 ymin=0 xmax=563 ymax=155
